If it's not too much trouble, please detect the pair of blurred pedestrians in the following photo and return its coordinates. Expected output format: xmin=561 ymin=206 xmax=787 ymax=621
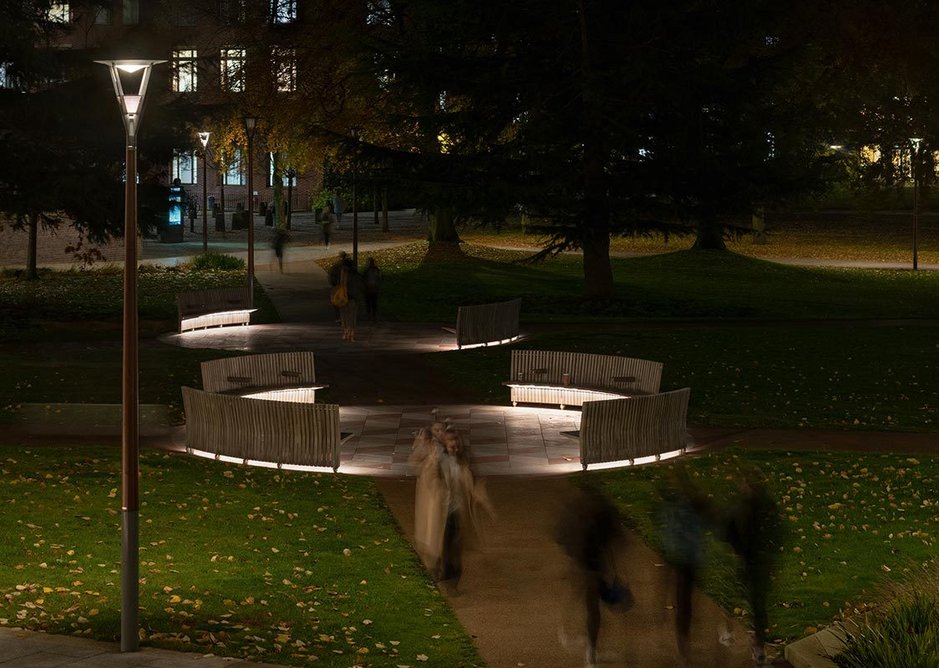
xmin=327 ymin=253 xmax=383 ymax=341
xmin=554 ymin=467 xmax=781 ymax=668
xmin=658 ymin=466 xmax=782 ymax=667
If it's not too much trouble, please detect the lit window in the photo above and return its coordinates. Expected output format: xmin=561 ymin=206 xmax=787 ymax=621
xmin=172 ymin=49 xmax=198 ymax=92
xmin=172 ymin=150 xmax=197 ymax=185
xmin=0 ymin=63 xmax=13 ymax=89
xmin=221 ymin=48 xmax=245 ymax=92
xmin=48 ymin=2 xmax=69 ymax=22
xmin=123 ymin=0 xmax=139 ymax=24
xmin=270 ymin=0 xmax=296 ymax=23
xmin=272 ymin=48 xmax=296 ymax=92
xmin=224 ymin=149 xmax=245 ymax=185
xmin=94 ymin=5 xmax=112 ymax=24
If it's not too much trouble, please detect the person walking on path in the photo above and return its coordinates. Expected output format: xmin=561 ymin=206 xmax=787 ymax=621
xmin=321 ymin=201 xmax=335 ymax=248
xmin=363 ymin=257 xmax=382 ymax=322
xmin=409 ymin=423 xmax=491 ymax=594
xmin=658 ymin=466 xmax=713 ymax=668
xmin=271 ymin=227 xmax=289 ymax=273
xmin=721 ymin=471 xmax=783 ymax=666
xmin=328 ymin=251 xmax=354 ymax=321
xmin=409 ymin=427 xmax=447 ymax=573
xmin=332 ymin=193 xmax=345 ymax=228
xmin=334 ymin=261 xmax=362 ymax=341
xmin=555 ymin=486 xmax=631 ymax=668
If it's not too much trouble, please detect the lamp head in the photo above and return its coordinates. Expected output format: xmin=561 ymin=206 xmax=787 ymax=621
xmin=198 ymin=131 xmax=210 ymax=149
xmin=96 ymin=59 xmax=165 ymax=140
xmin=243 ymin=116 xmax=258 ymax=141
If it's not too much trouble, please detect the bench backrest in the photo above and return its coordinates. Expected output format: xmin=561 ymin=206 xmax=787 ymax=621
xmin=580 ymin=388 xmax=690 ymax=465
xmin=201 ymin=352 xmax=317 ymax=394
xmin=182 ymin=386 xmax=341 ymax=469
xmin=456 ymin=298 xmax=521 ymax=347
xmin=176 ymin=286 xmax=251 ymax=319
xmin=510 ymin=350 xmax=662 ymax=394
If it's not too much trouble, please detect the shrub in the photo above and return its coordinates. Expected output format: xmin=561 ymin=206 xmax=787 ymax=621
xmin=835 ymin=563 xmax=939 ymax=668
xmin=186 ymin=253 xmax=245 ymax=271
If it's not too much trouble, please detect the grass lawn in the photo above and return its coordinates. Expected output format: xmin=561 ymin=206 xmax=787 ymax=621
xmin=358 ymin=242 xmax=939 ymax=323
xmin=589 ymin=448 xmax=939 ymax=643
xmin=0 ymin=446 xmax=482 ymax=667
xmin=458 ymin=213 xmax=939 ymax=265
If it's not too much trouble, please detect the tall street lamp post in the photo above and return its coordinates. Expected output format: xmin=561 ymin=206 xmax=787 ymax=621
xmin=243 ymin=116 xmax=257 ymax=305
xmin=351 ymin=128 xmax=359 ymax=266
xmin=95 ymin=58 xmax=164 ymax=653
xmin=198 ymin=131 xmax=210 ymax=253
xmin=910 ymin=137 xmax=922 ymax=271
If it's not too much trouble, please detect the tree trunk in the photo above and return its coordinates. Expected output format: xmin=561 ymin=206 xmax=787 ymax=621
xmin=26 ymin=212 xmax=39 ymax=280
xmin=427 ymin=207 xmax=460 ymax=243
xmin=693 ymin=215 xmax=727 ymax=250
xmin=372 ymin=183 xmax=379 ymax=225
xmin=577 ymin=0 xmax=614 ymax=300
xmin=381 ymin=186 xmax=389 ymax=232
xmin=273 ymin=153 xmax=285 ymax=229
xmin=582 ymin=220 xmax=613 ymax=299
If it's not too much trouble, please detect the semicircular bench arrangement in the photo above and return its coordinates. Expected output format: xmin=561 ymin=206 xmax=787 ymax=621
xmin=182 ymin=352 xmax=345 ymax=471
xmin=176 ymin=285 xmax=255 ymax=333
xmin=503 ymin=349 xmax=663 ymax=409
xmin=201 ymin=351 xmax=327 ymax=403
xmin=444 ymin=298 xmax=522 ymax=349
xmin=563 ymin=388 xmax=691 ymax=470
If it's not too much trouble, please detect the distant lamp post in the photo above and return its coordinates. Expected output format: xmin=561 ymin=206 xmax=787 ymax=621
xmin=198 ymin=131 xmax=210 ymax=253
xmin=243 ymin=115 xmax=258 ymax=304
xmin=285 ymin=167 xmax=296 ymax=230
xmin=910 ymin=137 xmax=923 ymax=271
xmin=95 ymin=57 xmax=164 ymax=654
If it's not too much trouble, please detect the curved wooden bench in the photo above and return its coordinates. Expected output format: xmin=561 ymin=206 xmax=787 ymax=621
xmin=177 ymin=286 xmax=255 ymax=333
xmin=181 ymin=386 xmax=344 ymax=470
xmin=504 ymin=350 xmax=662 ymax=409
xmin=201 ymin=352 xmax=326 ymax=401
xmin=562 ymin=388 xmax=691 ymax=469
xmin=445 ymin=298 xmax=521 ymax=349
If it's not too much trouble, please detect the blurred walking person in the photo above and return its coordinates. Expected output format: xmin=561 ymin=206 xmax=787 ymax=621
xmin=722 ymin=471 xmax=782 ymax=666
xmin=272 ymin=227 xmax=289 ymax=273
xmin=411 ymin=424 xmax=491 ymax=594
xmin=658 ymin=466 xmax=713 ymax=667
xmin=336 ymin=261 xmax=362 ymax=341
xmin=410 ymin=427 xmax=446 ymax=573
xmin=555 ymin=486 xmax=632 ymax=668
xmin=321 ymin=201 xmax=335 ymax=248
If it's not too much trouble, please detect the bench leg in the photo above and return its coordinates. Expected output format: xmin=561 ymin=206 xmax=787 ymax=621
xmin=512 ymin=401 xmax=517 ymax=407
xmin=559 ymin=403 xmax=565 ymax=410
xmin=582 ymin=463 xmax=587 ymax=471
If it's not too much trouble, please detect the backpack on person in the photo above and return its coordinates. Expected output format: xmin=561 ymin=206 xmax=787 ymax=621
xmin=331 ymin=267 xmax=349 ymax=307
